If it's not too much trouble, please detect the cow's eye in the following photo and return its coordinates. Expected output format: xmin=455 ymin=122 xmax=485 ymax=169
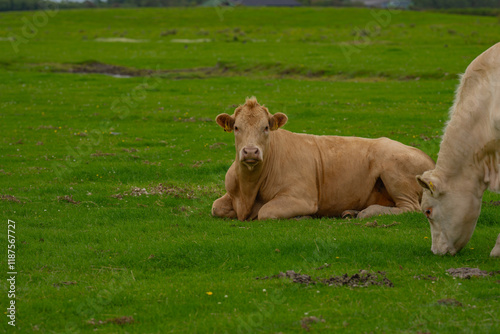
xmin=424 ymin=208 xmax=432 ymax=218
xmin=234 ymin=126 xmax=239 ymax=131
xmin=264 ymin=126 xmax=269 ymax=131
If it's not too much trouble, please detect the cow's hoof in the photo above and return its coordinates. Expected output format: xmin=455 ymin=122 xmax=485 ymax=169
xmin=342 ymin=210 xmax=359 ymax=219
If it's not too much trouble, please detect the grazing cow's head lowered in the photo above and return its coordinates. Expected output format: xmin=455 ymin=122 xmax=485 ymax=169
xmin=417 ymin=171 xmax=483 ymax=256
xmin=216 ymin=97 xmax=287 ymax=171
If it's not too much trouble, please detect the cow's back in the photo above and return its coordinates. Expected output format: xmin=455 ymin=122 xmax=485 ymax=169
xmin=266 ymin=131 xmax=433 ymax=216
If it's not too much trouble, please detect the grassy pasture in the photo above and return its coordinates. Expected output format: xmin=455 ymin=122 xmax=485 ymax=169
xmin=0 ymin=7 xmax=499 ymax=333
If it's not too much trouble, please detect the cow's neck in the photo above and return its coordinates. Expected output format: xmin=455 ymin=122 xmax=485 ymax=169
xmin=436 ymin=74 xmax=495 ymax=184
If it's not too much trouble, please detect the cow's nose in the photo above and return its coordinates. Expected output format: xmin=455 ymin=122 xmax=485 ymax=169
xmin=243 ymin=147 xmax=259 ymax=156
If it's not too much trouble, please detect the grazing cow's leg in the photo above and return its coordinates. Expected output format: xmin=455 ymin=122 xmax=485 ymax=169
xmin=257 ymin=196 xmax=317 ymax=220
xmin=491 ymin=234 xmax=500 ymax=257
xmin=212 ymin=193 xmax=237 ymax=219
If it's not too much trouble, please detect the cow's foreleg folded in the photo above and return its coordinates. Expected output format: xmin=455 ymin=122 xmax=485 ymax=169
xmin=257 ymin=196 xmax=317 ymax=220
xmin=212 ymin=193 xmax=237 ymax=219
xmin=357 ymin=204 xmax=412 ymax=219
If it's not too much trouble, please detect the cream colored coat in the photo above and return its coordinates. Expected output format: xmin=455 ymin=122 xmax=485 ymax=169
xmin=417 ymin=42 xmax=500 ymax=257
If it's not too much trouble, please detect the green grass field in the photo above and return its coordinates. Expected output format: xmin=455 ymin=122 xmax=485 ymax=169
xmin=0 ymin=6 xmax=499 ymax=333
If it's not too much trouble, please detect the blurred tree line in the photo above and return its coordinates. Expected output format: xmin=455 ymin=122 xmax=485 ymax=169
xmin=412 ymin=0 xmax=500 ymax=9
xmin=1 ymin=0 xmax=499 ymax=11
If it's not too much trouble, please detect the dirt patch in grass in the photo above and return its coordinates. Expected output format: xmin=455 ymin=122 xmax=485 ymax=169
xmin=69 ymin=61 xmax=153 ymax=77
xmin=37 ymin=125 xmax=57 ymax=130
xmin=301 ymin=316 xmax=325 ymax=331
xmin=37 ymin=60 xmax=454 ymax=81
xmin=53 ymin=281 xmax=77 ymax=288
xmin=57 ymin=195 xmax=80 ymax=204
xmin=48 ymin=60 xmax=215 ymax=78
xmin=484 ymin=200 xmax=500 ymax=206
xmin=446 ymin=267 xmax=500 ymax=279
xmin=437 ymin=298 xmax=462 ymax=307
xmin=363 ymin=220 xmax=400 ymax=228
xmin=174 ymin=116 xmax=213 ymax=123
xmin=256 ymin=269 xmax=394 ymax=288
xmin=348 ymin=220 xmax=401 ymax=228
xmin=142 ymin=160 xmax=161 ymax=166
xmin=209 ymin=142 xmax=227 ymax=149
xmin=1 ymin=194 xmax=22 ymax=203
xmin=414 ymin=274 xmax=437 ymax=281
xmin=91 ymin=151 xmax=116 ymax=157
xmin=111 ymin=183 xmax=223 ymax=200
xmin=191 ymin=159 xmax=211 ymax=168
xmin=87 ymin=316 xmax=134 ymax=327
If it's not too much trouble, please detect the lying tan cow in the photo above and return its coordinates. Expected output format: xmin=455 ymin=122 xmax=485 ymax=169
xmin=417 ymin=42 xmax=500 ymax=257
xmin=212 ymin=97 xmax=435 ymax=221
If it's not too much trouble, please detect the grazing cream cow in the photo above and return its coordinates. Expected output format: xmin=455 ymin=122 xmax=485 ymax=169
xmin=417 ymin=42 xmax=500 ymax=257
xmin=212 ymin=97 xmax=435 ymax=221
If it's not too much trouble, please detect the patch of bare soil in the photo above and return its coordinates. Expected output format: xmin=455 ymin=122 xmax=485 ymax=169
xmin=446 ymin=267 xmax=500 ymax=279
xmin=315 ymin=264 xmax=331 ymax=270
xmin=191 ymin=159 xmax=211 ymax=168
xmin=111 ymin=183 xmax=223 ymax=200
xmin=69 ymin=61 xmax=153 ymax=77
xmin=91 ymin=151 xmax=116 ymax=157
xmin=256 ymin=269 xmax=394 ymax=288
xmin=414 ymin=274 xmax=437 ymax=281
xmin=53 ymin=281 xmax=77 ymax=288
xmin=52 ymin=60 xmax=217 ymax=78
xmin=348 ymin=220 xmax=401 ymax=228
xmin=364 ymin=220 xmax=400 ymax=228
xmin=37 ymin=125 xmax=57 ymax=130
xmin=87 ymin=316 xmax=134 ymax=326
xmin=57 ymin=195 xmax=80 ymax=205
xmin=437 ymin=298 xmax=462 ymax=307
xmin=174 ymin=116 xmax=213 ymax=123
xmin=209 ymin=142 xmax=227 ymax=149
xmin=485 ymin=200 xmax=500 ymax=206
xmin=301 ymin=316 xmax=325 ymax=331
xmin=142 ymin=160 xmax=161 ymax=166
xmin=0 ymin=194 xmax=21 ymax=203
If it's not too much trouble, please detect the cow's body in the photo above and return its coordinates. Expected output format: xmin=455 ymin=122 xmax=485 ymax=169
xmin=212 ymin=98 xmax=435 ymax=221
xmin=417 ymin=42 xmax=500 ymax=256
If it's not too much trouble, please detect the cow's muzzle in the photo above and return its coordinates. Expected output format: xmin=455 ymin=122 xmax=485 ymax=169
xmin=240 ymin=146 xmax=262 ymax=165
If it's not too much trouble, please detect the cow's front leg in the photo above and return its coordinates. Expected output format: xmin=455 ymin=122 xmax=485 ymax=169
xmin=257 ymin=196 xmax=317 ymax=220
xmin=357 ymin=204 xmax=410 ymax=219
xmin=212 ymin=193 xmax=237 ymax=219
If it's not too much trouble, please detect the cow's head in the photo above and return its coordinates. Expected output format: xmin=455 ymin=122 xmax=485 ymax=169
xmin=416 ymin=170 xmax=482 ymax=255
xmin=216 ymin=97 xmax=287 ymax=171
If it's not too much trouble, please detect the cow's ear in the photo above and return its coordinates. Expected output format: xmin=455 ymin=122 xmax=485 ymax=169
xmin=270 ymin=112 xmax=288 ymax=131
xmin=216 ymin=113 xmax=235 ymax=133
xmin=416 ymin=172 xmax=440 ymax=197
